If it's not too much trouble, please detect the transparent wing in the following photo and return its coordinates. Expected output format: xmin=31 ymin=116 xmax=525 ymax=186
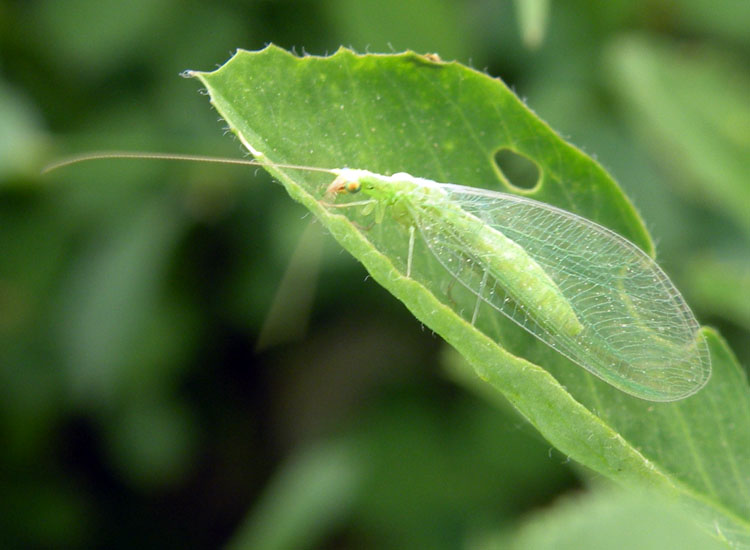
xmin=411 ymin=184 xmax=711 ymax=401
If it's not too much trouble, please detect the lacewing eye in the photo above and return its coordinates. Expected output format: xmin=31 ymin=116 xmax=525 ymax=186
xmin=346 ymin=180 xmax=361 ymax=193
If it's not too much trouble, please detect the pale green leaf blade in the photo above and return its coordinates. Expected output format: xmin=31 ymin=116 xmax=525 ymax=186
xmin=513 ymin=0 xmax=549 ymax=49
xmin=499 ymin=488 xmax=728 ymax=550
xmin=226 ymin=442 xmax=360 ymax=550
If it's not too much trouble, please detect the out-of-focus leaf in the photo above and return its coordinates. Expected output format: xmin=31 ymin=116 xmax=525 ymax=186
xmin=676 ymin=0 xmax=750 ymax=47
xmin=0 ymin=82 xmax=47 ymax=180
xmin=324 ymin=0 xmax=471 ymax=64
xmin=513 ymin=0 xmax=549 ymax=49
xmin=57 ymin=191 xmax=185 ymax=406
xmin=226 ymin=442 xmax=360 ymax=550
xmin=105 ymin=398 xmax=197 ymax=488
xmin=255 ymin=221 xmax=323 ymax=350
xmin=31 ymin=0 xmax=174 ymax=73
xmin=191 ymin=47 xmax=750 ymax=547
xmin=686 ymin=255 xmax=750 ymax=331
xmin=474 ymin=488 xmax=728 ymax=550
xmin=605 ymin=35 xmax=750 ymax=235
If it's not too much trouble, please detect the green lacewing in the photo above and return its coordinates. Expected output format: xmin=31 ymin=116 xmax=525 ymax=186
xmin=44 ymin=153 xmax=712 ymax=401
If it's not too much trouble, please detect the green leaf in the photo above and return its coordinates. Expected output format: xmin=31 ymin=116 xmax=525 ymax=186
xmin=513 ymin=0 xmax=549 ymax=50
xmin=685 ymin=256 xmax=750 ymax=331
xmin=0 ymin=82 xmax=48 ymax=180
xmin=605 ymin=35 xmax=750 ymax=236
xmin=225 ymin=442 xmax=360 ymax=550
xmin=190 ymin=46 xmax=750 ymax=547
xmin=675 ymin=0 xmax=750 ymax=47
xmin=500 ymin=488 xmax=729 ymax=550
xmin=58 ymin=192 xmax=185 ymax=406
xmin=323 ymin=0 xmax=472 ymax=64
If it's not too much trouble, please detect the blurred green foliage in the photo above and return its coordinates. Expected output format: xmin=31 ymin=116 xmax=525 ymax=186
xmin=1 ymin=1 xmax=747 ymax=548
xmin=494 ymin=487 xmax=730 ymax=550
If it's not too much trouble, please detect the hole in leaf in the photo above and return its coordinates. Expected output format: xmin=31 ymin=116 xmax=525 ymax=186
xmin=494 ymin=148 xmax=541 ymax=191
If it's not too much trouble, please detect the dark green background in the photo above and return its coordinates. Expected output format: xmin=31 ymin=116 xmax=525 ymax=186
xmin=1 ymin=1 xmax=748 ymax=548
